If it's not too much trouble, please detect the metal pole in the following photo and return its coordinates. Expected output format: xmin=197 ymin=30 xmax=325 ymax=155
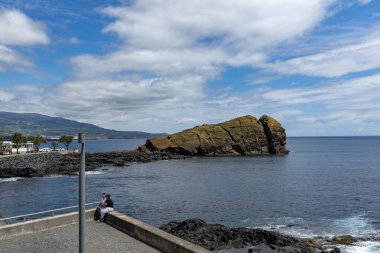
xmin=78 ymin=133 xmax=85 ymax=253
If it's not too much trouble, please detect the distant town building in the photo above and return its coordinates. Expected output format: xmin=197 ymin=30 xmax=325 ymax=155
xmin=0 ymin=141 xmax=34 ymax=154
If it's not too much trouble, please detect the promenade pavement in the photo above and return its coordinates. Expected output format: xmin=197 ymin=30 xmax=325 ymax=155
xmin=0 ymin=220 xmax=161 ymax=253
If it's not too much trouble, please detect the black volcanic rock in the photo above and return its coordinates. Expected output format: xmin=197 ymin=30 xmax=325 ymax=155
xmin=0 ymin=151 xmax=188 ymax=178
xmin=160 ymin=219 xmax=322 ymax=252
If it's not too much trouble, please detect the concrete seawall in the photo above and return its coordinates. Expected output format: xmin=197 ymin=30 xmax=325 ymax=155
xmin=0 ymin=209 xmax=95 ymax=240
xmin=0 ymin=210 xmax=212 ymax=253
xmin=106 ymin=211 xmax=212 ymax=253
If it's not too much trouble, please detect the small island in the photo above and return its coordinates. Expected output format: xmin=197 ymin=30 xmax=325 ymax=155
xmin=0 ymin=115 xmax=288 ymax=178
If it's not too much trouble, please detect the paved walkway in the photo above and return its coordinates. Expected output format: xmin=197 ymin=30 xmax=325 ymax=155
xmin=0 ymin=221 xmax=161 ymax=253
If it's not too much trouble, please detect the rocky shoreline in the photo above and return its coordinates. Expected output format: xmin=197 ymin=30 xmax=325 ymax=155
xmin=160 ymin=219 xmax=342 ymax=253
xmin=0 ymin=115 xmax=289 ymax=178
xmin=0 ymin=151 xmax=188 ymax=178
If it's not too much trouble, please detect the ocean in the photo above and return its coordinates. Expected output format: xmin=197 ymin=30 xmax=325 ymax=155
xmin=1 ymin=137 xmax=379 ymax=252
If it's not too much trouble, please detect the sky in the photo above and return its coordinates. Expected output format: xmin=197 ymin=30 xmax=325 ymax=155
xmin=0 ymin=0 xmax=380 ymax=136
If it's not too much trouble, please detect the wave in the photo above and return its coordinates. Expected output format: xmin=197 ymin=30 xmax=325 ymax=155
xmin=249 ymin=215 xmax=380 ymax=253
xmin=330 ymin=215 xmax=380 ymax=238
xmin=0 ymin=177 xmax=23 ymax=183
xmin=85 ymin=171 xmax=105 ymax=175
xmin=73 ymin=171 xmax=106 ymax=175
xmin=46 ymin=174 xmax=66 ymax=178
xmin=340 ymin=241 xmax=380 ymax=253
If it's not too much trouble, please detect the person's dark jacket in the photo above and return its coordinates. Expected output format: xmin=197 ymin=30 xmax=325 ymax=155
xmin=106 ymin=198 xmax=113 ymax=208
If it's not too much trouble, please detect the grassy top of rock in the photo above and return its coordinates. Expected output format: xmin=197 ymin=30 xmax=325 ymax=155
xmin=140 ymin=115 xmax=288 ymax=156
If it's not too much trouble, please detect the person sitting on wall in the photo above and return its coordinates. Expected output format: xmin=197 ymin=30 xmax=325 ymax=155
xmin=99 ymin=193 xmax=114 ymax=222
xmin=94 ymin=193 xmax=107 ymax=222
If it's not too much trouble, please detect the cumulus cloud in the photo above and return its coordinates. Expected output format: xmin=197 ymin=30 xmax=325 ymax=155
xmin=57 ymin=0 xmax=336 ymax=131
xmin=0 ymin=9 xmax=49 ymax=45
xmin=7 ymin=0 xmax=378 ymax=135
xmin=0 ymin=45 xmax=33 ymax=71
xmin=264 ymin=29 xmax=380 ymax=77
xmin=260 ymin=74 xmax=380 ymax=125
xmin=0 ymin=89 xmax=15 ymax=102
xmin=0 ymin=9 xmax=49 ymax=71
xmin=71 ymin=0 xmax=334 ymax=77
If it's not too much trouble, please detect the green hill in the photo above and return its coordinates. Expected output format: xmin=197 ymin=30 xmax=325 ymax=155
xmin=0 ymin=111 xmax=165 ymax=139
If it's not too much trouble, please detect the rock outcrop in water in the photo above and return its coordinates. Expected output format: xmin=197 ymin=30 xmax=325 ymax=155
xmin=160 ymin=219 xmax=324 ymax=253
xmin=0 ymin=115 xmax=288 ymax=178
xmin=140 ymin=115 xmax=288 ymax=156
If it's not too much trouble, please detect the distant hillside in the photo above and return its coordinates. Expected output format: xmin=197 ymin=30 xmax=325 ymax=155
xmin=0 ymin=112 xmax=166 ymax=139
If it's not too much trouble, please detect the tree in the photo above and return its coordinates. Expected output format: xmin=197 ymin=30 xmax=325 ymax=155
xmin=12 ymin=132 xmax=27 ymax=154
xmin=32 ymin=136 xmax=47 ymax=152
xmin=51 ymin=142 xmax=59 ymax=151
xmin=59 ymin=135 xmax=74 ymax=150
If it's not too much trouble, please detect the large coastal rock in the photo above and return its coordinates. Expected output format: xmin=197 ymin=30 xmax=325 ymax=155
xmin=0 ymin=115 xmax=288 ymax=178
xmin=160 ymin=219 xmax=321 ymax=252
xmin=140 ymin=115 xmax=288 ymax=156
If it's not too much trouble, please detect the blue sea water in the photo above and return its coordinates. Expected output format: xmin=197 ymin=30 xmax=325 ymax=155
xmin=1 ymin=137 xmax=380 ymax=252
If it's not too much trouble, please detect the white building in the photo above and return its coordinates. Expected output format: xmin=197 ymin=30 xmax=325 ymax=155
xmin=0 ymin=141 xmax=34 ymax=154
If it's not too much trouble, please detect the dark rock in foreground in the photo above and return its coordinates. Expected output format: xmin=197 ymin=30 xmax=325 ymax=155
xmin=0 ymin=151 xmax=188 ymax=178
xmin=160 ymin=219 xmax=328 ymax=253
xmin=140 ymin=115 xmax=288 ymax=156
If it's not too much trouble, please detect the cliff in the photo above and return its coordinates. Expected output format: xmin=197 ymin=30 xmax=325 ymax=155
xmin=140 ymin=115 xmax=288 ymax=156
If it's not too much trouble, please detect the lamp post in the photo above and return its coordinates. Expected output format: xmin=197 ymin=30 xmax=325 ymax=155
xmin=78 ymin=133 xmax=85 ymax=253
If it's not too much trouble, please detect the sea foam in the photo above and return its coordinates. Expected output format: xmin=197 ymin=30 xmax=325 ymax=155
xmin=0 ymin=177 xmax=22 ymax=183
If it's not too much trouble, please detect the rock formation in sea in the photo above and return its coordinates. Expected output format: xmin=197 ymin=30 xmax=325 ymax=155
xmin=140 ymin=115 xmax=288 ymax=156
xmin=0 ymin=115 xmax=288 ymax=178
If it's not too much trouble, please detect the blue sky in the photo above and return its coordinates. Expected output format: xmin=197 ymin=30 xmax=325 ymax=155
xmin=1 ymin=0 xmax=380 ymax=136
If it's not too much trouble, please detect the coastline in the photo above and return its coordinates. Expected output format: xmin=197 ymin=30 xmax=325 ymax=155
xmin=0 ymin=150 xmax=188 ymax=178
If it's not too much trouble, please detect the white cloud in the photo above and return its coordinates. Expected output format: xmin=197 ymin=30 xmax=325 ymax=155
xmin=264 ymin=29 xmax=380 ymax=77
xmin=58 ymin=0 xmax=337 ymax=131
xmin=0 ymin=9 xmax=49 ymax=72
xmin=260 ymin=74 xmax=380 ymax=128
xmin=68 ymin=37 xmax=80 ymax=44
xmin=0 ymin=9 xmax=49 ymax=46
xmin=45 ymin=76 xmax=205 ymax=129
xmin=71 ymin=0 xmax=335 ymax=78
xmin=0 ymin=89 xmax=15 ymax=102
xmin=262 ymin=74 xmax=380 ymax=106
xmin=357 ymin=0 xmax=373 ymax=4
xmin=0 ymin=45 xmax=33 ymax=71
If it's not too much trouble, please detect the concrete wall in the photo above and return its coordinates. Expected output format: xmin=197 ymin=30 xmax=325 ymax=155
xmin=106 ymin=211 xmax=212 ymax=253
xmin=0 ymin=209 xmax=212 ymax=253
xmin=0 ymin=209 xmax=95 ymax=240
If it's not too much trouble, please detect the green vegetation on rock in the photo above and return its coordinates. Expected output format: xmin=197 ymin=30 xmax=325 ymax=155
xmin=141 ymin=115 xmax=288 ymax=156
xmin=329 ymin=235 xmax=357 ymax=245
